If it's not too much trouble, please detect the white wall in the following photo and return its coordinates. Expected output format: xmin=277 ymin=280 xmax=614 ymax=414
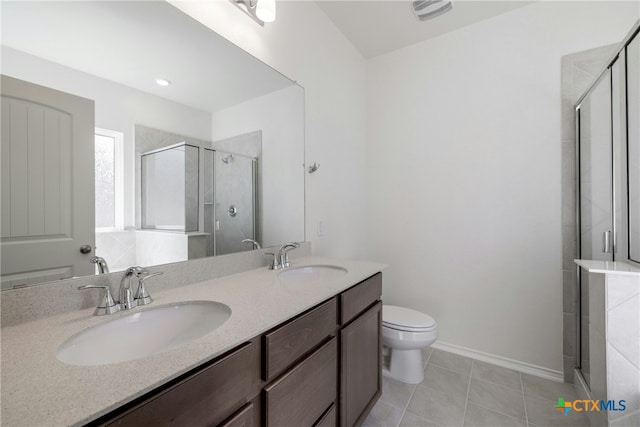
xmin=211 ymin=85 xmax=305 ymax=248
xmin=366 ymin=2 xmax=639 ymax=372
xmin=170 ymin=0 xmax=368 ymax=258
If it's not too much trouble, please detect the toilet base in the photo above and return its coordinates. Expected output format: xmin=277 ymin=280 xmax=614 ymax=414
xmin=384 ymin=348 xmax=424 ymax=384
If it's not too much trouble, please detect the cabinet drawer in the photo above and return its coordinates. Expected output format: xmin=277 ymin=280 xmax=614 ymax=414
xmin=340 ymin=273 xmax=382 ymax=325
xmin=264 ymin=337 xmax=337 ymax=427
xmin=264 ymin=298 xmax=337 ymax=381
xmin=314 ymin=403 xmax=336 ymax=427
xmin=219 ymin=402 xmax=254 ymax=427
xmin=103 ymin=341 xmax=259 ymax=427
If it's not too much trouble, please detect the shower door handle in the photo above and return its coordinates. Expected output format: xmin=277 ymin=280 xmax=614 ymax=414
xmin=602 ymin=231 xmax=612 ymax=253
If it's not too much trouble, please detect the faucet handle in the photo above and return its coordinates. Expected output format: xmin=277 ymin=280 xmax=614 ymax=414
xmin=135 ymin=272 xmax=163 ymax=306
xmin=128 ymin=266 xmax=150 ymax=277
xmin=78 ymin=285 xmax=121 ymax=316
xmin=264 ymin=253 xmax=279 ymax=270
xmin=278 ymin=242 xmax=300 ymax=268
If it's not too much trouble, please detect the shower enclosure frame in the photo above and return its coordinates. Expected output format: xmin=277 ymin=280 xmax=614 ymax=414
xmin=573 ymin=22 xmax=640 ymax=390
xmin=140 ymin=142 xmax=200 ymax=233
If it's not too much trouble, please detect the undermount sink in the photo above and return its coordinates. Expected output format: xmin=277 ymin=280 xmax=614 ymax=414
xmin=277 ymin=265 xmax=348 ymax=283
xmin=57 ymin=301 xmax=231 ymax=366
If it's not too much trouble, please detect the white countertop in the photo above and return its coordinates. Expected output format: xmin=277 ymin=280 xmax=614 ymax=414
xmin=1 ymin=257 xmax=385 ymax=426
xmin=574 ymin=259 xmax=640 ymax=276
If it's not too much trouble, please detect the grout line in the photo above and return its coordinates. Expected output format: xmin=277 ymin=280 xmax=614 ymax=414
xmin=461 ymin=360 xmax=473 ymax=426
xmin=465 ymin=400 xmax=528 ymax=425
xmin=424 ymin=348 xmax=433 ymax=368
xmin=521 ymin=372 xmax=529 ymax=426
xmin=397 ymin=349 xmax=431 ymax=427
xmin=396 ymin=381 xmax=418 ymax=427
xmin=606 ymin=288 xmax=640 ymax=311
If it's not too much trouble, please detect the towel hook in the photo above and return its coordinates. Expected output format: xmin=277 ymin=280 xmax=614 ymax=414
xmin=308 ymin=162 xmax=320 ymax=174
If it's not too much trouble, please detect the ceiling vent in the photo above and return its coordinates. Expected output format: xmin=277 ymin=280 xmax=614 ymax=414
xmin=412 ymin=0 xmax=453 ymax=21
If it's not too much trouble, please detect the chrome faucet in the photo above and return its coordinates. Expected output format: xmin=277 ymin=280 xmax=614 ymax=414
xmin=119 ymin=267 xmax=141 ymax=310
xmin=277 ymin=242 xmax=300 ymax=269
xmin=90 ymin=256 xmax=109 ymax=274
xmin=79 ymin=266 xmax=163 ymax=315
xmin=242 ymin=239 xmax=261 ymax=250
xmin=118 ymin=267 xmax=163 ymax=310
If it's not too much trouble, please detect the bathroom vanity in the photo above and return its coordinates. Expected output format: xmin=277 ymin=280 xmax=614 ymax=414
xmin=0 ymin=257 xmax=384 ymax=426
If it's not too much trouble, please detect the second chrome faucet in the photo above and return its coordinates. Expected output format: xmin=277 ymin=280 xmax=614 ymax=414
xmin=267 ymin=242 xmax=300 ymax=270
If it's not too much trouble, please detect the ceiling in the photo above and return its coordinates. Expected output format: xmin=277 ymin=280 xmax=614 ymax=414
xmin=316 ymin=1 xmax=536 ymax=58
xmin=1 ymin=1 xmax=293 ymax=113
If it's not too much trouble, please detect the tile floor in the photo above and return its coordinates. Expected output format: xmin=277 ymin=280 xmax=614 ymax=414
xmin=363 ymin=348 xmax=590 ymax=427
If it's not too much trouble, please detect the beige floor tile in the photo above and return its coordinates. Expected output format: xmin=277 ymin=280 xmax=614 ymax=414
xmin=522 ymin=373 xmax=579 ymax=401
xmin=467 ymin=378 xmax=526 ymax=420
xmin=406 ymin=384 xmax=466 ymax=427
xmin=463 ymin=402 xmax=527 ymax=427
xmin=400 ymin=411 xmax=440 ymax=427
xmin=362 ymin=400 xmax=404 ymax=427
xmin=471 ymin=360 xmax=522 ymax=391
xmin=428 ymin=349 xmax=473 ymax=375
xmin=423 ymin=364 xmax=470 ymax=400
xmin=381 ymin=377 xmax=417 ymax=410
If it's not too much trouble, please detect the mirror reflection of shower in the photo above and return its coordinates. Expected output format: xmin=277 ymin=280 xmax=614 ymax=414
xmin=140 ymin=141 xmax=258 ymax=259
xmin=141 ymin=143 xmax=199 ymax=232
xmin=204 ymin=149 xmax=257 ymax=256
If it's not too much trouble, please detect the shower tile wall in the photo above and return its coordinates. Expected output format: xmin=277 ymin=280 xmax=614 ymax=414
xmin=95 ymin=230 xmax=136 ymax=272
xmin=134 ymin=125 xmax=209 ymax=229
xmin=560 ymin=44 xmax=617 ymax=383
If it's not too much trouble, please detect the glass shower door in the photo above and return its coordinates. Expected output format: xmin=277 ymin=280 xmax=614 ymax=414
xmin=577 ymin=68 xmax=614 ymax=389
xmin=578 ymin=68 xmax=614 ymax=263
xmin=213 ymin=151 xmax=257 ymax=256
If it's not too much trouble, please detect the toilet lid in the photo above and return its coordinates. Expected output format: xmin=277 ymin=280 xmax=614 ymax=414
xmin=382 ymin=305 xmax=436 ymax=331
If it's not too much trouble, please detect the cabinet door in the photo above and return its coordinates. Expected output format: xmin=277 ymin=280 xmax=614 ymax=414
xmin=340 ymin=302 xmax=382 ymax=427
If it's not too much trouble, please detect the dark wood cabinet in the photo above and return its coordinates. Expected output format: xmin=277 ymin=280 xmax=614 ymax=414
xmin=264 ymin=298 xmax=337 ymax=382
xmin=339 ymin=273 xmax=382 ymax=325
xmin=339 ymin=302 xmax=382 ymax=427
xmin=100 ymin=340 xmax=260 ymax=427
xmin=264 ymin=337 xmax=337 ymax=426
xmin=92 ymin=272 xmax=382 ymax=427
xmin=315 ymin=404 xmax=336 ymax=427
xmin=219 ymin=402 xmax=255 ymax=427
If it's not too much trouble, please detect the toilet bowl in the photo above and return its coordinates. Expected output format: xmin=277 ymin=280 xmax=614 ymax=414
xmin=382 ymin=305 xmax=437 ymax=384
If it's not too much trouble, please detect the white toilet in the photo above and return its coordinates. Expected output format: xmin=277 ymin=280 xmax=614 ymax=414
xmin=382 ymin=305 xmax=438 ymax=384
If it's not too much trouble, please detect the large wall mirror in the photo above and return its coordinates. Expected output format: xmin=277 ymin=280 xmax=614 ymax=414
xmin=0 ymin=1 xmax=305 ymax=289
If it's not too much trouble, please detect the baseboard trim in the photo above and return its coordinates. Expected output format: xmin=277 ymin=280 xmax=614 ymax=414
xmin=430 ymin=341 xmax=564 ymax=383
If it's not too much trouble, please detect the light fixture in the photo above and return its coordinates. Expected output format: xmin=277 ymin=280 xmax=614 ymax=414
xmin=155 ymin=78 xmax=171 ymax=87
xmin=412 ymin=0 xmax=453 ymax=21
xmin=256 ymin=0 xmax=276 ymax=23
xmin=231 ymin=0 xmax=276 ymax=26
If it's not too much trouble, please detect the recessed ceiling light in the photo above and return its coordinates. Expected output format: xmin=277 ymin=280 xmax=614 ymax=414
xmin=155 ymin=78 xmax=171 ymax=87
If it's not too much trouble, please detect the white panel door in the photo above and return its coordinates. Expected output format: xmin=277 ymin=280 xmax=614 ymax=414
xmin=1 ymin=75 xmax=95 ymax=288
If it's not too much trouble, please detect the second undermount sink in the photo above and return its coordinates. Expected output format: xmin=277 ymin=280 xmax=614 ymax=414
xmin=57 ymin=301 xmax=231 ymax=366
xmin=277 ymin=265 xmax=348 ymax=283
